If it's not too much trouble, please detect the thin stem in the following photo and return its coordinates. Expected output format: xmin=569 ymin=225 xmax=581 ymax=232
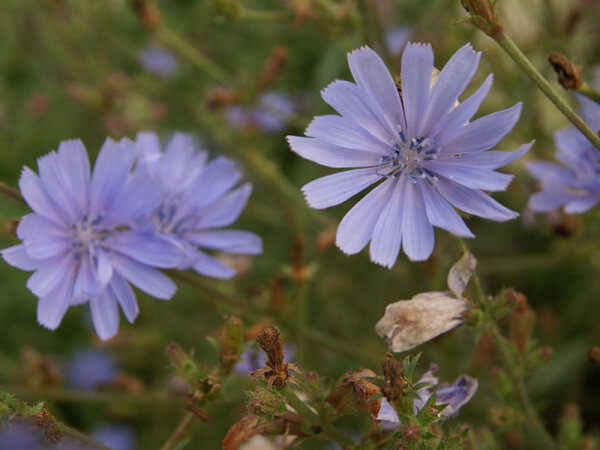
xmin=455 ymin=239 xmax=557 ymax=450
xmin=159 ymin=412 xmax=196 ymax=450
xmin=578 ymin=81 xmax=600 ymax=105
xmin=494 ymin=34 xmax=600 ymax=151
xmin=0 ymin=181 xmax=26 ymax=205
xmin=281 ymin=385 xmax=355 ymax=448
xmin=238 ymin=8 xmax=289 ymax=21
xmin=156 ymin=26 xmax=236 ymax=84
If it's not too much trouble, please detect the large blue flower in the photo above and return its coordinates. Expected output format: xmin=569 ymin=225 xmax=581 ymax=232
xmin=288 ymin=43 xmax=530 ymax=265
xmin=527 ymin=68 xmax=600 ymax=214
xmin=1 ymin=138 xmax=182 ymax=340
xmin=135 ymin=132 xmax=262 ymax=279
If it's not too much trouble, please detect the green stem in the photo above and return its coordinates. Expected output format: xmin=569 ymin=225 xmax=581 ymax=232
xmin=494 ymin=34 xmax=600 ymax=151
xmin=578 ymin=81 xmax=600 ymax=105
xmin=159 ymin=412 xmax=196 ymax=450
xmin=455 ymin=239 xmax=557 ymax=450
xmin=238 ymin=8 xmax=289 ymax=21
xmin=156 ymin=26 xmax=236 ymax=84
xmin=281 ymin=385 xmax=354 ymax=448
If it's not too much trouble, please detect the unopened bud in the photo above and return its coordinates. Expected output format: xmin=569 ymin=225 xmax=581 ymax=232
xmin=460 ymin=0 xmax=504 ymax=39
xmin=219 ymin=316 xmax=244 ymax=375
xmin=381 ymin=353 xmax=406 ymax=403
xmin=165 ymin=342 xmax=200 ymax=385
xmin=246 ymin=388 xmax=283 ymax=416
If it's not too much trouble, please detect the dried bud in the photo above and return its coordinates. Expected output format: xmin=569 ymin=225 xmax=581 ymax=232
xmin=269 ymin=273 xmax=287 ymax=310
xmin=316 ymin=226 xmax=337 ymax=252
xmin=507 ymin=293 xmax=536 ymax=354
xmin=548 ymin=52 xmax=582 ymax=90
xmin=256 ymin=45 xmax=289 ymax=92
xmin=381 ymin=353 xmax=406 ymax=403
xmin=460 ymin=0 xmax=504 ymax=39
xmin=589 ymin=346 xmax=600 ymax=364
xmin=329 ymin=369 xmax=381 ymax=418
xmin=131 ymin=0 xmax=161 ymax=28
xmin=250 ymin=327 xmax=301 ymax=387
xmin=552 ymin=215 xmax=582 ymax=237
xmin=376 ymin=292 xmax=467 ymax=353
xmin=291 ymin=236 xmax=309 ymax=282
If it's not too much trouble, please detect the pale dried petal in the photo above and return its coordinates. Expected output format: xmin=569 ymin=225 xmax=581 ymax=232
xmin=375 ymin=292 xmax=467 ymax=352
xmin=447 ymin=251 xmax=477 ymax=298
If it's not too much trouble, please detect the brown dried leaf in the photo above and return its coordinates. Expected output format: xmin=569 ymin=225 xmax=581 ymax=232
xmin=447 ymin=251 xmax=477 ymax=298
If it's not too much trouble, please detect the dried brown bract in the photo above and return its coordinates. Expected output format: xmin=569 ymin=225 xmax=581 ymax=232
xmin=381 ymin=353 xmax=407 ymax=403
xmin=329 ymin=369 xmax=382 ymax=418
xmin=250 ymin=327 xmax=301 ymax=387
xmin=548 ymin=52 xmax=582 ymax=90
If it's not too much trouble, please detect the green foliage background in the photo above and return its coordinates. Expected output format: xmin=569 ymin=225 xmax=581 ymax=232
xmin=0 ymin=0 xmax=599 ymax=447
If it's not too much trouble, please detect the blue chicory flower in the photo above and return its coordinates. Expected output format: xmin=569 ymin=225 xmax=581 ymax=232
xmin=134 ymin=132 xmax=262 ymax=279
xmin=91 ymin=423 xmax=135 ymax=450
xmin=288 ymin=43 xmax=531 ymax=265
xmin=139 ymin=45 xmax=178 ymax=78
xmin=377 ymin=364 xmax=478 ymax=429
xmin=527 ymin=67 xmax=600 ymax=214
xmin=225 ymin=92 xmax=295 ymax=133
xmin=1 ymin=138 xmax=182 ymax=340
xmin=65 ymin=349 xmax=118 ymax=391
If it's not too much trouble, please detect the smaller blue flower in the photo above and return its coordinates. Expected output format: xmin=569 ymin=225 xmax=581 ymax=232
xmin=65 ymin=349 xmax=118 ymax=391
xmin=139 ymin=46 xmax=178 ymax=78
xmin=385 ymin=27 xmax=411 ymax=55
xmin=135 ymin=132 xmax=262 ymax=279
xmin=225 ymin=92 xmax=294 ymax=133
xmin=91 ymin=423 xmax=135 ymax=450
xmin=0 ymin=423 xmax=44 ymax=450
xmin=527 ymin=68 xmax=600 ymax=214
xmin=377 ymin=364 xmax=478 ymax=429
xmin=1 ymin=138 xmax=182 ymax=340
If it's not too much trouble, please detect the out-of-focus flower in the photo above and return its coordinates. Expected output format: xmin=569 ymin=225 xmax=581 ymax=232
xmin=0 ymin=424 xmax=44 ymax=450
xmin=139 ymin=45 xmax=178 ymax=78
xmin=376 ymin=252 xmax=476 ymax=352
xmin=91 ymin=423 xmax=135 ymax=450
xmin=236 ymin=343 xmax=295 ymax=375
xmin=527 ymin=67 xmax=600 ymax=214
xmin=226 ymin=92 xmax=294 ymax=133
xmin=288 ymin=43 xmax=530 ymax=265
xmin=385 ymin=27 xmax=411 ymax=55
xmin=65 ymin=349 xmax=117 ymax=391
xmin=135 ymin=132 xmax=262 ymax=279
xmin=1 ymin=139 xmax=181 ymax=340
xmin=377 ymin=364 xmax=478 ymax=429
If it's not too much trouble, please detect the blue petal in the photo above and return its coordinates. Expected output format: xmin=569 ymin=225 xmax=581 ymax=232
xmin=420 ymin=44 xmax=480 ymax=137
xmin=109 ymin=272 xmax=139 ymax=323
xmin=564 ymin=195 xmax=600 ymax=214
xmin=419 ymin=183 xmax=474 ymax=238
xmin=195 ymin=183 xmax=252 ymax=229
xmin=163 ymin=133 xmax=204 ymax=183
xmin=440 ymin=103 xmax=522 ymax=155
xmin=37 ymin=261 xmax=76 ymax=330
xmin=135 ymin=131 xmax=163 ymax=175
xmin=302 ymin=167 xmax=382 ymax=209
xmin=57 ymin=139 xmax=91 ymax=216
xmin=425 ymin=160 xmax=514 ymax=191
xmin=435 ymin=176 xmax=518 ymax=221
xmin=1 ymin=244 xmax=40 ymax=271
xmin=72 ymin=253 xmax=99 ymax=304
xmin=528 ymin=191 xmax=575 ymax=212
xmin=37 ymin=151 xmax=80 ymax=221
xmin=436 ymin=375 xmax=478 ymax=418
xmin=401 ymin=43 xmax=434 ymax=138
xmin=110 ymin=253 xmax=176 ymax=300
xmin=401 ymin=180 xmax=434 ymax=261
xmin=90 ymin=291 xmax=120 ymax=341
xmin=287 ymin=136 xmax=381 ymax=168
xmin=320 ymin=80 xmax=393 ymax=144
xmin=19 ymin=166 xmax=67 ymax=225
xmin=90 ymin=138 xmax=136 ymax=218
xmin=190 ymin=156 xmax=241 ymax=209
xmin=17 ymin=213 xmax=70 ymax=259
xmin=431 ymin=74 xmax=493 ymax=143
xmin=451 ymin=141 xmax=533 ymax=170
xmin=369 ymin=177 xmax=406 ymax=268
xmin=27 ymin=252 xmax=74 ymax=297
xmin=376 ymin=398 xmax=401 ymax=430
xmin=108 ymin=231 xmax=182 ymax=268
xmin=526 ymin=161 xmax=577 ymax=188
xmin=347 ymin=46 xmax=406 ymax=134
xmin=336 ymin=178 xmax=396 ymax=255
xmin=185 ymin=230 xmax=262 ymax=254
xmin=193 ymin=251 xmax=236 ymax=278
xmin=101 ymin=174 xmax=162 ymax=228
xmin=305 ymin=115 xmax=389 ymax=155
xmin=96 ymin=248 xmax=114 ymax=287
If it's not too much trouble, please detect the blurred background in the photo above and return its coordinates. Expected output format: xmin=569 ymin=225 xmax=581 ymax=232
xmin=0 ymin=0 xmax=599 ymax=448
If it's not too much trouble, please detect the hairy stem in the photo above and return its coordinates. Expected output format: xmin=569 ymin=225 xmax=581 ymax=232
xmin=281 ymin=385 xmax=354 ymax=448
xmin=455 ymin=238 xmax=557 ymax=450
xmin=494 ymin=34 xmax=600 ymax=151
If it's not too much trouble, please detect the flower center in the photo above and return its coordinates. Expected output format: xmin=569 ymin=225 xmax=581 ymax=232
xmin=71 ymin=215 xmax=104 ymax=258
xmin=378 ymin=128 xmax=440 ymax=183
